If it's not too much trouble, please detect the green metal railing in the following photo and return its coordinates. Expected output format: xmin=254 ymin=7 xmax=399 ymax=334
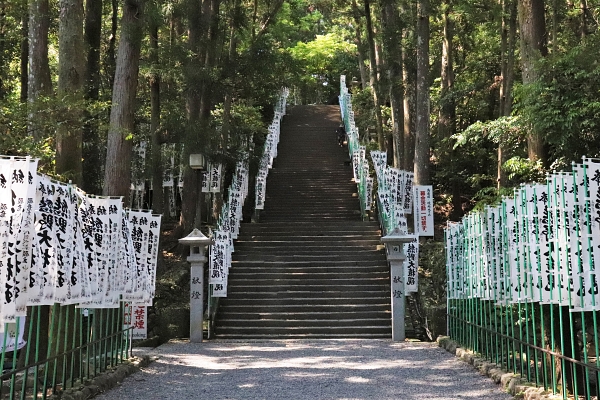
xmin=0 ymin=304 xmax=132 ymax=399
xmin=339 ymin=76 xmax=370 ymax=220
xmin=445 ymin=158 xmax=600 ymax=399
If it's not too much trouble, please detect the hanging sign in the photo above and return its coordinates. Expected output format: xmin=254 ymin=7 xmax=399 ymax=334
xmin=404 ymin=240 xmax=419 ymax=293
xmin=413 ymin=185 xmax=434 ymax=236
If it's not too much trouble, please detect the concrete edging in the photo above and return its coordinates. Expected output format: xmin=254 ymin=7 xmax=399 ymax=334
xmin=436 ymin=336 xmax=561 ymax=400
xmin=49 ymin=354 xmax=155 ymax=400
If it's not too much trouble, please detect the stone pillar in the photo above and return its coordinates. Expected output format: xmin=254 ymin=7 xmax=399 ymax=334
xmin=179 ymin=228 xmax=213 ymax=342
xmin=381 ymin=227 xmax=415 ymax=342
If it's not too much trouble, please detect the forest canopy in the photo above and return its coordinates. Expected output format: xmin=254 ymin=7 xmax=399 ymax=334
xmin=1 ymin=0 xmax=600 ymax=225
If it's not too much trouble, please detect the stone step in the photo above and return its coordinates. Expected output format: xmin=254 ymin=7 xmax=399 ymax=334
xmin=218 ymin=312 xmax=391 ymax=322
xmin=216 ymin=318 xmax=391 ymax=328
xmin=223 ymin=283 xmax=389 ymax=292
xmin=214 ymin=105 xmax=392 ymax=339
xmin=218 ymin=304 xmax=390 ymax=313
xmin=239 ymin=221 xmax=381 ymax=229
xmin=231 ymin=256 xmax=385 ymax=264
xmin=234 ymin=247 xmax=385 ymax=253
xmin=227 ymin=274 xmax=388 ymax=282
xmin=219 ymin=296 xmax=389 ymax=306
xmin=225 ymin=290 xmax=388 ymax=300
xmin=229 ymin=262 xmax=388 ymax=271
xmin=234 ymin=237 xmax=382 ymax=244
xmin=215 ymin=325 xmax=392 ymax=336
xmin=213 ymin=332 xmax=392 ymax=339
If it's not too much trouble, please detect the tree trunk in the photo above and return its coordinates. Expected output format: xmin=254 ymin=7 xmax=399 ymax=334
xmin=199 ymin=0 xmax=220 ymax=122
xmin=364 ymin=0 xmax=386 ymax=150
xmin=439 ymin=1 xmax=460 ymax=218
xmin=351 ymin=0 xmax=368 ymax=90
xmin=579 ymin=0 xmax=588 ymax=37
xmin=20 ymin=8 xmax=28 ymax=103
xmin=402 ymin=39 xmax=416 ymax=171
xmin=103 ymin=0 xmax=146 ymax=200
xmin=149 ymin=20 xmax=164 ymax=214
xmin=106 ymin=0 xmax=119 ymax=89
xmin=28 ymin=0 xmax=52 ymax=140
xmin=438 ymin=2 xmax=454 ymax=144
xmin=518 ymin=0 xmax=547 ymax=164
xmin=82 ymin=0 xmax=103 ymax=194
xmin=179 ymin=0 xmax=207 ymax=235
xmin=380 ymin=0 xmax=404 ymax=168
xmin=551 ymin=0 xmax=558 ymax=52
xmin=196 ymin=0 xmax=221 ymax=228
xmin=56 ymin=0 xmax=84 ymax=184
xmin=498 ymin=0 xmax=516 ymax=188
xmin=0 ymin=2 xmax=6 ymax=100
xmin=414 ymin=0 xmax=430 ymax=185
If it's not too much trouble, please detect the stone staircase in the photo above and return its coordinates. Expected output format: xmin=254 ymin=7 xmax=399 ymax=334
xmin=215 ymin=105 xmax=392 ymax=339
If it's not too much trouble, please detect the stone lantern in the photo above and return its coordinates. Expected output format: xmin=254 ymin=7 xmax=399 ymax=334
xmin=179 ymin=228 xmax=213 ymax=342
xmin=381 ymin=227 xmax=416 ymax=342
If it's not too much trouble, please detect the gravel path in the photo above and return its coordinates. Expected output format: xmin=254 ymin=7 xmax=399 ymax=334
xmin=95 ymin=340 xmax=513 ymax=400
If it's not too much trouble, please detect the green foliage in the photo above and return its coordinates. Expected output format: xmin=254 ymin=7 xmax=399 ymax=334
xmin=287 ymin=32 xmax=357 ymax=103
xmin=518 ymin=35 xmax=600 ymax=162
xmin=210 ymin=101 xmax=268 ymax=165
xmin=503 ymin=156 xmax=545 ymax=183
xmin=470 ymin=186 xmax=514 ymax=211
xmin=348 ymin=87 xmax=373 ymax=137
xmin=0 ymin=100 xmax=54 ymax=173
xmin=452 ymin=116 xmax=525 ymax=148
xmin=418 ymin=240 xmax=449 ymax=338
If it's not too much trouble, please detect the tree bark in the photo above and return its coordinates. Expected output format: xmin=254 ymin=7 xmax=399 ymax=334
xmin=498 ymin=0 xmax=516 ymax=188
xmin=518 ymin=0 xmax=547 ymax=164
xmin=364 ymin=0 xmax=386 ymax=150
xmin=28 ymin=0 xmax=52 ymax=140
xmin=351 ymin=0 xmax=368 ymax=90
xmin=579 ymin=0 xmax=588 ymax=37
xmin=179 ymin=0 xmax=208 ymax=235
xmin=414 ymin=0 xmax=430 ymax=185
xmin=551 ymin=0 xmax=558 ymax=52
xmin=380 ymin=0 xmax=404 ymax=168
xmin=106 ymin=0 xmax=119 ymax=89
xmin=82 ymin=0 xmax=103 ymax=194
xmin=438 ymin=2 xmax=454 ymax=145
xmin=439 ymin=1 xmax=460 ymax=218
xmin=402 ymin=39 xmax=415 ymax=171
xmin=103 ymin=0 xmax=146 ymax=200
xmin=56 ymin=0 xmax=85 ymax=184
xmin=149 ymin=19 xmax=164 ymax=214
xmin=0 ymin=2 xmax=6 ymax=100
xmin=20 ymin=8 xmax=28 ymax=103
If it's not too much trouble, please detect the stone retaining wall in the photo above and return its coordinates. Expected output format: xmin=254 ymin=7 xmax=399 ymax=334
xmin=437 ymin=336 xmax=562 ymax=400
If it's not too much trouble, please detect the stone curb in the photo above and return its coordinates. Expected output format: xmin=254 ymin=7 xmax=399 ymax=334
xmin=49 ymin=355 xmax=155 ymax=400
xmin=437 ymin=336 xmax=562 ymax=400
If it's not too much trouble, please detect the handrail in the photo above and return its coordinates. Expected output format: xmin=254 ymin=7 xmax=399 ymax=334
xmin=254 ymin=88 xmax=290 ymax=217
xmin=339 ymin=76 xmax=371 ymax=221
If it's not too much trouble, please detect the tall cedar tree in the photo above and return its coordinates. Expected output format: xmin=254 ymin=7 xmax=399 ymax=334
xmin=103 ymin=0 xmax=147 ymax=200
xmin=414 ymin=0 xmax=430 ymax=185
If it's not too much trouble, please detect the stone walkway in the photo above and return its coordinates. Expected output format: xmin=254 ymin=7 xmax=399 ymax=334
xmin=94 ymin=340 xmax=513 ymax=400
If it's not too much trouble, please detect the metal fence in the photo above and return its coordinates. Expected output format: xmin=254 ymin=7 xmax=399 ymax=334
xmin=0 ymin=157 xmax=161 ymax=399
xmin=339 ymin=75 xmax=370 ymax=220
xmin=1 ymin=305 xmax=132 ymax=399
xmin=445 ymin=159 xmax=600 ymax=399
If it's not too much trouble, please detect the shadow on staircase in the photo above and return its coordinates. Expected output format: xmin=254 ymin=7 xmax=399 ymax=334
xmin=215 ymin=105 xmax=394 ymax=339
